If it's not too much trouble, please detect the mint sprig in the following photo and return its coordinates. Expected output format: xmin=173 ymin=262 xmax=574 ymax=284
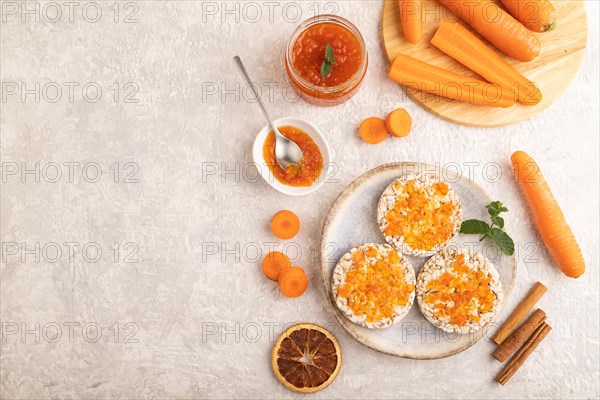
xmin=460 ymin=201 xmax=515 ymax=255
xmin=320 ymin=44 xmax=336 ymax=77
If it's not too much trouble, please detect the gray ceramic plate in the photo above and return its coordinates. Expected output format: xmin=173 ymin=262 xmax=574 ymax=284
xmin=320 ymin=162 xmax=516 ymax=359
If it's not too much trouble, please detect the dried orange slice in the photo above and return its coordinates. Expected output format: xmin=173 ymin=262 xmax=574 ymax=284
xmin=271 ymin=323 xmax=342 ymax=394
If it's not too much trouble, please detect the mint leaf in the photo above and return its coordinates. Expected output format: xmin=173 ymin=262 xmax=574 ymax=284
xmin=325 ymin=44 xmax=335 ymax=63
xmin=320 ymin=61 xmax=332 ymax=77
xmin=486 ymin=201 xmax=502 ymax=216
xmin=491 ymin=216 xmax=505 ymax=229
xmin=461 ymin=200 xmax=514 ymax=256
xmin=489 ymin=228 xmax=515 ymax=255
xmin=320 ymin=44 xmax=336 ymax=77
xmin=460 ymin=219 xmax=490 ymax=234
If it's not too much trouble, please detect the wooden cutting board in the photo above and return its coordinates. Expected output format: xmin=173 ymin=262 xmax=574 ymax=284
xmin=382 ymin=0 xmax=588 ymax=127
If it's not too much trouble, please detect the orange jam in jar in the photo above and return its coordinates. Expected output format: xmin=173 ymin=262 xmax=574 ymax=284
xmin=262 ymin=126 xmax=323 ymax=187
xmin=285 ymin=15 xmax=368 ymax=106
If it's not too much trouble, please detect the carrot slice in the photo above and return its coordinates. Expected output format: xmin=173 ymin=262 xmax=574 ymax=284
xmin=431 ymin=20 xmax=542 ymax=106
xmin=262 ymin=251 xmax=292 ymax=281
xmin=511 ymin=151 xmax=585 ymax=278
xmin=271 ymin=210 xmax=300 ymax=240
xmin=385 ymin=108 xmax=412 ymax=137
xmin=399 ymin=0 xmax=424 ymax=44
xmin=359 ymin=117 xmax=388 ymax=144
xmin=278 ymin=267 xmax=309 ymax=298
xmin=388 ymin=54 xmax=516 ymax=108
xmin=437 ymin=0 xmax=540 ymax=62
xmin=500 ymin=0 xmax=556 ymax=32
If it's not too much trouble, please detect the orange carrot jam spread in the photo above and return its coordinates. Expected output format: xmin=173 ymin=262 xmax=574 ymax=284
xmin=263 ymin=125 xmax=323 ymax=187
xmin=292 ymin=22 xmax=362 ymax=87
xmin=424 ymin=254 xmax=495 ymax=326
xmin=384 ymin=180 xmax=456 ymax=251
xmin=337 ymin=247 xmax=414 ymax=323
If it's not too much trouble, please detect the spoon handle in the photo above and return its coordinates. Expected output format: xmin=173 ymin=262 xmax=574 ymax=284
xmin=232 ymin=56 xmax=277 ymax=132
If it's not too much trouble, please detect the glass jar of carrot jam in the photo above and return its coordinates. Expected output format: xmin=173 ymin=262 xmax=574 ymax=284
xmin=285 ymin=15 xmax=368 ymax=107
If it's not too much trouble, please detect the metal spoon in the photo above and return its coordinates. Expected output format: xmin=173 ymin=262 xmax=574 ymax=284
xmin=233 ymin=56 xmax=303 ymax=169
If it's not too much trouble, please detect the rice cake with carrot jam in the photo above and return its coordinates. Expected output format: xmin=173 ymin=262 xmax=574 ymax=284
xmin=377 ymin=174 xmax=463 ymax=257
xmin=416 ymin=248 xmax=503 ymax=334
xmin=332 ymin=243 xmax=416 ymax=329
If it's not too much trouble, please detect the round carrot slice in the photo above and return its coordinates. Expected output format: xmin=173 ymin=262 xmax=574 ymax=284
xmin=385 ymin=108 xmax=412 ymax=137
xmin=271 ymin=210 xmax=300 ymax=240
xmin=359 ymin=117 xmax=388 ymax=144
xmin=262 ymin=251 xmax=292 ymax=281
xmin=271 ymin=323 xmax=342 ymax=393
xmin=278 ymin=267 xmax=308 ymax=298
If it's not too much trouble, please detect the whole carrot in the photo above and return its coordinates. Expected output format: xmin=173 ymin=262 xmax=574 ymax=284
xmin=399 ymin=0 xmax=424 ymax=44
xmin=500 ymin=0 xmax=556 ymax=32
xmin=431 ymin=20 xmax=542 ymax=105
xmin=388 ymin=54 xmax=516 ymax=107
xmin=511 ymin=151 xmax=585 ymax=278
xmin=437 ymin=0 xmax=540 ymax=62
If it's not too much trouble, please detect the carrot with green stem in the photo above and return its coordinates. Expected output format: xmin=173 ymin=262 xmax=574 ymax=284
xmin=399 ymin=0 xmax=424 ymax=44
xmin=511 ymin=151 xmax=585 ymax=278
xmin=437 ymin=0 xmax=540 ymax=62
xmin=431 ymin=20 xmax=542 ymax=105
xmin=388 ymin=54 xmax=516 ymax=107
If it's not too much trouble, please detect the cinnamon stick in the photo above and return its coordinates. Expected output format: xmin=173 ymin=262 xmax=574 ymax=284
xmin=493 ymin=309 xmax=546 ymax=362
xmin=496 ymin=322 xmax=552 ymax=385
xmin=492 ymin=282 xmax=547 ymax=345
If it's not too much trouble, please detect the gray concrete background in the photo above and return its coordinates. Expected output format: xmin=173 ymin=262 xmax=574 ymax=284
xmin=1 ymin=1 xmax=599 ymax=398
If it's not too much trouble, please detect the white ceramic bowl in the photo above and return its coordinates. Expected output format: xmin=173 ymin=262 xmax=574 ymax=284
xmin=252 ymin=117 xmax=332 ymax=196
